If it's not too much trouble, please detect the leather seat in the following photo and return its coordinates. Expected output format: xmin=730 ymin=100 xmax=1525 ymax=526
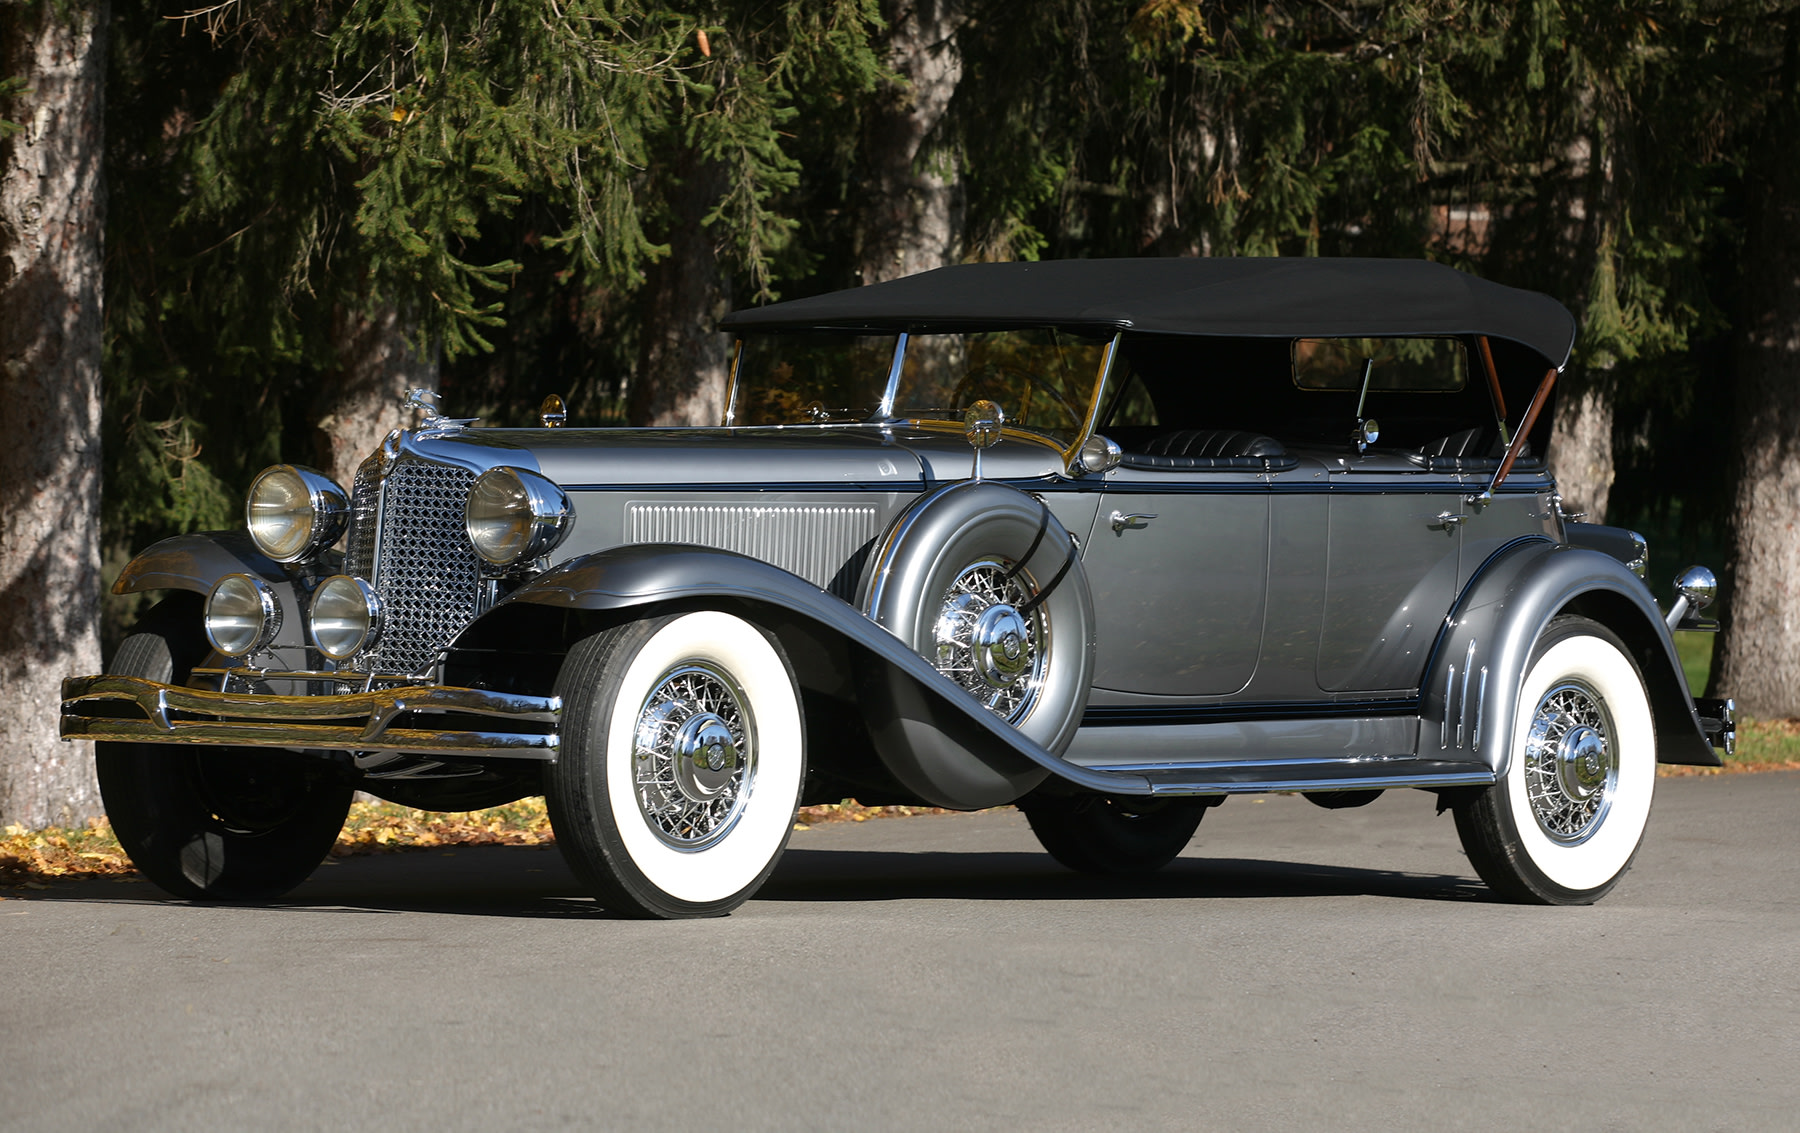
xmin=1121 ymin=428 xmax=1297 ymax=471
xmin=1410 ymin=427 xmax=1534 ymax=472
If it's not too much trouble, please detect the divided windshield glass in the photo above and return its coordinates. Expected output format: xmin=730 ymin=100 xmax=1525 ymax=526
xmin=730 ymin=328 xmax=1111 ymax=447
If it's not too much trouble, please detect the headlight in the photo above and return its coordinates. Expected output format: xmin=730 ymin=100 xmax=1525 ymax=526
xmin=246 ymin=465 xmax=349 ymax=563
xmin=204 ymin=574 xmax=282 ymax=657
xmin=309 ymin=575 xmax=381 ymax=662
xmin=464 ymin=467 xmax=574 ymax=568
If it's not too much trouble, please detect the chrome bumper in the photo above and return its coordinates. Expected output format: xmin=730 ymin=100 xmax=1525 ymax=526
xmin=60 ymin=675 xmax=560 ymax=759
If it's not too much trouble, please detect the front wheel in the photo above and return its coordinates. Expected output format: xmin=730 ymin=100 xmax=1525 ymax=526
xmin=546 ymin=611 xmax=806 ymax=918
xmin=1454 ymin=616 xmax=1656 ymax=905
xmin=97 ymin=611 xmax=352 ymax=902
xmin=1023 ymin=795 xmax=1208 ymax=874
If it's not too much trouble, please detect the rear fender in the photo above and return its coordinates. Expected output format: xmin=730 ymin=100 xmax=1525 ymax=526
xmin=475 ymin=544 xmax=1139 ymax=807
xmin=1422 ymin=538 xmax=1717 ymax=771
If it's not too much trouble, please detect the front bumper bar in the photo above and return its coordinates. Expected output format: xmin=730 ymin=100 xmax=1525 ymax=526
xmin=60 ymin=675 xmax=560 ymax=760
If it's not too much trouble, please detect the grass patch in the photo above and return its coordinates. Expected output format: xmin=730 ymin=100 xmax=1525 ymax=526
xmin=1673 ymin=631 xmax=1714 ymax=697
xmin=2 ymin=796 xmax=956 ymax=888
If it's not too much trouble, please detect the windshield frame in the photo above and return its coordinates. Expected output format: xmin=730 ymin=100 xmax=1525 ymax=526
xmin=725 ymin=327 xmax=1121 ymax=465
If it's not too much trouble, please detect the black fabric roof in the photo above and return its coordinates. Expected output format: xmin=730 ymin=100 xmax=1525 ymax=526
xmin=720 ymin=257 xmax=1577 ymax=367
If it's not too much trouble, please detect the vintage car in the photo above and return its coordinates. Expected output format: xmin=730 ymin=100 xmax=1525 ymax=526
xmin=61 ymin=257 xmax=1734 ymax=916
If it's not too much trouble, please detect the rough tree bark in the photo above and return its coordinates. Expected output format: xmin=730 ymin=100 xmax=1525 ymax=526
xmin=312 ymin=306 xmax=438 ymax=493
xmin=855 ymin=0 xmax=964 ymax=284
xmin=629 ymin=153 xmax=733 ymax=427
xmin=1711 ymin=40 xmax=1800 ymax=719
xmin=1548 ymin=380 xmax=1614 ymax=522
xmin=0 ymin=0 xmax=108 ymax=828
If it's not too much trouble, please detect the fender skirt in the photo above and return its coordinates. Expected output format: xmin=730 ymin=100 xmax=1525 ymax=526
xmin=1421 ymin=538 xmax=1719 ymax=771
xmin=485 ymin=543 xmax=1142 ymax=807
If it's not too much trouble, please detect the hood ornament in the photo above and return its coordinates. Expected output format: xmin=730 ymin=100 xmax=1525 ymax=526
xmin=402 ymin=387 xmax=479 ymax=434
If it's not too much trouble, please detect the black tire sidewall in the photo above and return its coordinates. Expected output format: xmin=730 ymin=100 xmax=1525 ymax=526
xmin=97 ymin=605 xmax=351 ymax=902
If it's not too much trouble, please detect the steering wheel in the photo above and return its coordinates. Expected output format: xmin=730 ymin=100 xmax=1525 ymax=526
xmin=949 ymin=364 xmax=1083 ymax=431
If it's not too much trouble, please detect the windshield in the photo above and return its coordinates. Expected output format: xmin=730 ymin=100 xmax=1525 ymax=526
xmin=729 ymin=327 xmax=1110 ymax=447
xmin=890 ymin=329 xmax=1109 ymax=446
xmin=729 ymin=333 xmax=898 ymax=425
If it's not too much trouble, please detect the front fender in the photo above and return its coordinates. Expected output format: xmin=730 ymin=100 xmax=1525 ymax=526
xmin=484 ymin=543 xmax=1145 ymax=806
xmin=1422 ymin=538 xmax=1717 ymax=772
xmin=112 ymin=532 xmax=318 ymax=656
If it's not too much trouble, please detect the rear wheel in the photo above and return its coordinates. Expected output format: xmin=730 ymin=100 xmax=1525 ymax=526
xmin=546 ymin=611 xmax=806 ymax=918
xmin=1454 ymin=616 xmax=1656 ymax=905
xmin=1023 ymin=795 xmax=1208 ymax=874
xmin=96 ymin=605 xmax=351 ymax=901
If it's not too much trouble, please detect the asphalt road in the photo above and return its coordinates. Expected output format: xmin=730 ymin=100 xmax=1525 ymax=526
xmin=6 ymin=772 xmax=1797 ymax=1132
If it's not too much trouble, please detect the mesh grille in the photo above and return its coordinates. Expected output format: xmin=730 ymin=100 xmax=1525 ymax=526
xmin=352 ymin=457 xmax=480 ymax=675
xmin=344 ymin=454 xmax=384 ymax=580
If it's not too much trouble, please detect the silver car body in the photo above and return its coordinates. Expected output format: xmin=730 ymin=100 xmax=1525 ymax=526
xmin=63 ymin=258 xmax=1725 ymax=816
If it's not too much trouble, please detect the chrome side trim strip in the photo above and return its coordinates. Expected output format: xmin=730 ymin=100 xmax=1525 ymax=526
xmin=1474 ymin=666 xmax=1488 ymax=750
xmin=1142 ymin=770 xmax=1495 ymax=797
xmin=1458 ymin=639 xmax=1476 ymax=748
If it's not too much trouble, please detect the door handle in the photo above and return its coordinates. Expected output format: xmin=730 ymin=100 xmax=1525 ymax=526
xmin=1110 ymin=511 xmax=1157 ymax=535
xmin=1431 ymin=511 xmax=1468 ymax=532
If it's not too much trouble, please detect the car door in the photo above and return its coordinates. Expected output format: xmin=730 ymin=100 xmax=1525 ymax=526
xmin=1080 ymin=467 xmax=1271 ymax=696
xmin=1317 ymin=454 xmax=1465 ymax=693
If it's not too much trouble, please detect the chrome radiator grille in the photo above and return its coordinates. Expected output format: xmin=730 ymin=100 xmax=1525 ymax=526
xmin=343 ymin=456 xmax=481 ymax=675
xmin=626 ymin=502 xmax=879 ymax=599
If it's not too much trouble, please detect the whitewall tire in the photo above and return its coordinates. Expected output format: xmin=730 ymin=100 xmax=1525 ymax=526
xmin=1455 ymin=616 xmax=1656 ymax=904
xmin=547 ymin=610 xmax=806 ymax=918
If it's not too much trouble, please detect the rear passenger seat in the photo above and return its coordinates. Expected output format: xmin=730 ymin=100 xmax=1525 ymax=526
xmin=1408 ymin=427 xmax=1535 ymax=472
xmin=1119 ymin=429 xmax=1298 ymax=472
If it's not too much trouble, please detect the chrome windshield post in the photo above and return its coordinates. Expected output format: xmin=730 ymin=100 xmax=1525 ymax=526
xmin=875 ymin=332 xmax=909 ymax=420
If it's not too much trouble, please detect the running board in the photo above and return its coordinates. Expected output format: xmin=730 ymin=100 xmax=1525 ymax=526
xmin=1071 ymin=756 xmax=1495 ymax=798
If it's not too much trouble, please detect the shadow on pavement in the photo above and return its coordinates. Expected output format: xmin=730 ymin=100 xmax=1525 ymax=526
xmin=760 ymin=848 xmax=1488 ymax=904
xmin=15 ymin=839 xmax=1490 ymax=915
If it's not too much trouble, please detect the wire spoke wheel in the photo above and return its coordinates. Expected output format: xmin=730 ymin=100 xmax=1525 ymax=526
xmin=1521 ymin=680 xmax=1618 ymax=844
xmin=631 ymin=663 xmax=756 ymax=850
xmin=931 ymin=557 xmax=1045 ymax=723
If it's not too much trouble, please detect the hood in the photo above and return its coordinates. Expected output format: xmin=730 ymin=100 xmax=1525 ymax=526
xmin=446 ymin=424 xmax=1070 ymax=487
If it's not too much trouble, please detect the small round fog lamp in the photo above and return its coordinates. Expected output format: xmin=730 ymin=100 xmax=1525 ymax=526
xmin=205 ymin=574 xmax=282 ymax=657
xmin=309 ymin=575 xmax=381 ymax=662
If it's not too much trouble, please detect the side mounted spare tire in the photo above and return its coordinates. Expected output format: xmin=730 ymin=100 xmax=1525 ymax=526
xmin=856 ymin=481 xmax=1095 ymax=808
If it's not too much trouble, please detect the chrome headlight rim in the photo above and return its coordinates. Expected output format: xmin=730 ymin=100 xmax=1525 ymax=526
xmin=245 ymin=464 xmax=350 ymax=564
xmin=464 ymin=466 xmax=574 ymax=569
xmin=309 ymin=574 xmax=382 ymax=662
xmin=204 ymin=573 xmax=283 ymax=658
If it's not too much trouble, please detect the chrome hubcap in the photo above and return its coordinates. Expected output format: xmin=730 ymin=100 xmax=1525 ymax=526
xmin=633 ymin=664 xmax=755 ymax=849
xmin=933 ymin=558 xmax=1045 ymax=722
xmin=1523 ymin=680 xmax=1617 ymax=844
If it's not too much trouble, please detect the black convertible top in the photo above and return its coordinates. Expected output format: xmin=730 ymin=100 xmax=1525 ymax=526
xmin=720 ymin=257 xmax=1577 ymax=367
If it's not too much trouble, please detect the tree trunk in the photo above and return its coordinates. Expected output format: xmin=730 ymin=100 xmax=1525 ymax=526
xmin=855 ymin=0 xmax=964 ymax=284
xmin=312 ymin=306 xmax=438 ymax=493
xmin=0 ymin=1 xmax=108 ymax=828
xmin=1548 ymin=379 xmax=1615 ymax=522
xmin=1712 ymin=49 xmax=1800 ymax=719
xmin=629 ymin=153 xmax=733 ymax=427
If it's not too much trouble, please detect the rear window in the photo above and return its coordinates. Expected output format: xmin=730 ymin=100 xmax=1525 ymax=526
xmin=1292 ymin=337 xmax=1468 ymax=392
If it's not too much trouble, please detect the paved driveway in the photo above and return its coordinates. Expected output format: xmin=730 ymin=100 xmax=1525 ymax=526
xmin=6 ymin=772 xmax=1796 ymax=1131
